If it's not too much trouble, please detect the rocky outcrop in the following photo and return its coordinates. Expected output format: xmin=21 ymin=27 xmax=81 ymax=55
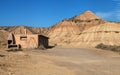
xmin=48 ymin=20 xmax=80 ymax=46
xmin=48 ymin=10 xmax=106 ymax=46
xmin=7 ymin=26 xmax=33 ymax=34
xmin=69 ymin=10 xmax=106 ymax=31
xmin=2 ymin=26 xmax=48 ymax=35
xmin=0 ymin=30 xmax=9 ymax=41
xmin=0 ymin=30 xmax=9 ymax=48
xmin=30 ymin=28 xmax=48 ymax=35
xmin=72 ymin=10 xmax=100 ymax=20
xmin=1 ymin=10 xmax=120 ymax=48
xmin=69 ymin=22 xmax=120 ymax=47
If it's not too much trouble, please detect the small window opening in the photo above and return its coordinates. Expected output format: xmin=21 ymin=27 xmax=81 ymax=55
xmin=105 ymin=31 xmax=108 ymax=33
xmin=20 ymin=36 xmax=27 ymax=41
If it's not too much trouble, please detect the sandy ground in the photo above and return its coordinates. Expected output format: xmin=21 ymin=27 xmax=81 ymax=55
xmin=0 ymin=47 xmax=120 ymax=75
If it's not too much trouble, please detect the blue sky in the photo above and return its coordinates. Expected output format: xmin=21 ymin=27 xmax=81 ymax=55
xmin=0 ymin=0 xmax=120 ymax=27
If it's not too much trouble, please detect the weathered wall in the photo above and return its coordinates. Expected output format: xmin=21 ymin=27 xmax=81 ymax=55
xmin=14 ymin=34 xmax=38 ymax=48
xmin=38 ymin=35 xmax=48 ymax=47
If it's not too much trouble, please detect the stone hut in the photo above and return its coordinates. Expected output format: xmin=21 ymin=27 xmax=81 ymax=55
xmin=13 ymin=34 xmax=48 ymax=48
xmin=7 ymin=26 xmax=49 ymax=49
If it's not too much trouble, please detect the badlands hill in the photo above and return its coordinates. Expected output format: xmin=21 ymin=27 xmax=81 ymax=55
xmin=0 ymin=26 xmax=48 ymax=35
xmin=48 ymin=10 xmax=107 ymax=46
xmin=69 ymin=11 xmax=105 ymax=31
xmin=0 ymin=30 xmax=9 ymax=48
xmin=0 ymin=10 xmax=120 ymax=48
xmin=0 ymin=26 xmax=48 ymax=48
xmin=72 ymin=10 xmax=100 ymax=20
xmin=48 ymin=20 xmax=80 ymax=46
xmin=69 ymin=22 xmax=120 ymax=47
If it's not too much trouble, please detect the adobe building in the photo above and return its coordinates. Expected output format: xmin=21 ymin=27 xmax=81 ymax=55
xmin=14 ymin=34 xmax=49 ymax=48
xmin=7 ymin=26 xmax=49 ymax=49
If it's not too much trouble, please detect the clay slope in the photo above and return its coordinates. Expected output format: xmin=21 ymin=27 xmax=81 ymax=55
xmin=69 ymin=10 xmax=106 ymax=31
xmin=48 ymin=20 xmax=80 ymax=46
xmin=69 ymin=22 xmax=120 ymax=47
xmin=73 ymin=10 xmax=100 ymax=20
xmin=4 ymin=26 xmax=48 ymax=35
xmin=0 ymin=30 xmax=9 ymax=48
xmin=48 ymin=10 xmax=106 ymax=46
xmin=30 ymin=28 xmax=48 ymax=35
xmin=9 ymin=26 xmax=34 ymax=34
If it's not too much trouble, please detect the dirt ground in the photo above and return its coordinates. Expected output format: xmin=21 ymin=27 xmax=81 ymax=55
xmin=0 ymin=47 xmax=120 ymax=75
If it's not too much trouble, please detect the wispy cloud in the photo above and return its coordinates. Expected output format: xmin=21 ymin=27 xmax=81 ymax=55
xmin=95 ymin=12 xmax=113 ymax=19
xmin=95 ymin=0 xmax=120 ymax=21
xmin=113 ymin=0 xmax=120 ymax=20
xmin=115 ymin=10 xmax=120 ymax=20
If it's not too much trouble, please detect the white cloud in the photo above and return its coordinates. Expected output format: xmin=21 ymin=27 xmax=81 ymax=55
xmin=95 ymin=12 xmax=113 ymax=19
xmin=95 ymin=0 xmax=120 ymax=21
xmin=116 ymin=11 xmax=120 ymax=19
xmin=112 ymin=0 xmax=120 ymax=20
xmin=95 ymin=11 xmax=120 ymax=21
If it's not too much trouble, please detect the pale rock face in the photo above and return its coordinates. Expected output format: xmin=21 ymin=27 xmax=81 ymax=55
xmin=31 ymin=28 xmax=48 ymax=35
xmin=0 ymin=30 xmax=9 ymax=41
xmin=48 ymin=20 xmax=80 ymax=46
xmin=69 ymin=22 xmax=120 ymax=47
xmin=0 ymin=30 xmax=9 ymax=48
xmin=48 ymin=11 xmax=106 ymax=47
xmin=69 ymin=10 xmax=106 ymax=31
xmin=10 ymin=26 xmax=33 ymax=34
xmin=4 ymin=26 xmax=49 ymax=35
xmin=74 ymin=10 xmax=100 ymax=20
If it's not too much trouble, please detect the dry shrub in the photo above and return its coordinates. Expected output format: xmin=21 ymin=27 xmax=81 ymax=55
xmin=36 ymin=45 xmax=46 ymax=50
xmin=95 ymin=43 xmax=120 ymax=52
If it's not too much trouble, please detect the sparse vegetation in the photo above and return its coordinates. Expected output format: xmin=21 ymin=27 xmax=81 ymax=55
xmin=6 ymin=48 xmax=23 ymax=52
xmin=36 ymin=45 xmax=46 ymax=50
xmin=96 ymin=43 xmax=120 ymax=52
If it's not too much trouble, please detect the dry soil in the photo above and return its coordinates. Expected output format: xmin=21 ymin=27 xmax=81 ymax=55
xmin=0 ymin=47 xmax=120 ymax=75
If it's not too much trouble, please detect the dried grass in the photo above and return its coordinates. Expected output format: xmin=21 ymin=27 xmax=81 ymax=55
xmin=96 ymin=43 xmax=120 ymax=52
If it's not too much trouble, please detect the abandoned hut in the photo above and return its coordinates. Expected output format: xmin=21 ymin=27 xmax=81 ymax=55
xmin=7 ymin=26 xmax=49 ymax=49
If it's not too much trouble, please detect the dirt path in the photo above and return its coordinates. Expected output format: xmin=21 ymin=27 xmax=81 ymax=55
xmin=0 ymin=48 xmax=120 ymax=75
xmin=44 ymin=48 xmax=120 ymax=75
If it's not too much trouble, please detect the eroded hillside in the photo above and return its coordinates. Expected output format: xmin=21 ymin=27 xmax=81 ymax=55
xmin=0 ymin=10 xmax=120 ymax=48
xmin=48 ymin=10 xmax=108 ymax=47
